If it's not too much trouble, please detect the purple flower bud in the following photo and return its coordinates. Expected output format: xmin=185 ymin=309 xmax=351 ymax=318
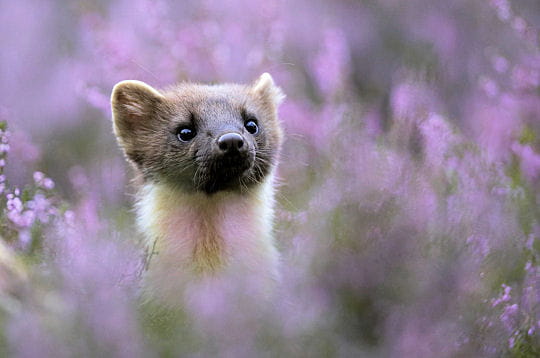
xmin=33 ymin=171 xmax=45 ymax=183
xmin=0 ymin=144 xmax=10 ymax=153
xmin=42 ymin=178 xmax=55 ymax=190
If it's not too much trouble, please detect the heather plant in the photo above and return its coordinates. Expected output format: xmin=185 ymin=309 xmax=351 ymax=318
xmin=0 ymin=120 xmax=145 ymax=357
xmin=0 ymin=0 xmax=539 ymax=356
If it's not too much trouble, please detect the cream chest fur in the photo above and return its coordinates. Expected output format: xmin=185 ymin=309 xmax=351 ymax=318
xmin=137 ymin=174 xmax=280 ymax=304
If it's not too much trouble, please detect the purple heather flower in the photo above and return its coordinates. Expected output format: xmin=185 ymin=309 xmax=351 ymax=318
xmin=42 ymin=178 xmax=54 ymax=190
xmin=310 ymin=28 xmax=350 ymax=96
xmin=493 ymin=285 xmax=512 ymax=307
xmin=33 ymin=171 xmax=45 ymax=183
xmin=34 ymin=171 xmax=56 ymax=190
xmin=512 ymin=143 xmax=540 ymax=182
xmin=509 ymin=336 xmax=515 ymax=349
xmin=26 ymin=194 xmax=53 ymax=223
xmin=6 ymin=195 xmax=23 ymax=213
xmin=501 ymin=304 xmax=519 ymax=333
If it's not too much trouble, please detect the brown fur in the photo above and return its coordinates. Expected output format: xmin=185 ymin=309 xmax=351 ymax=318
xmin=110 ymin=74 xmax=285 ymax=289
xmin=111 ymin=74 xmax=284 ymax=192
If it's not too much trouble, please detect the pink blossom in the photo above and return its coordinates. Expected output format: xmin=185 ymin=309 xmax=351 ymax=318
xmin=33 ymin=171 xmax=55 ymax=190
xmin=512 ymin=142 xmax=540 ymax=181
xmin=501 ymin=304 xmax=519 ymax=333
xmin=492 ymin=284 xmax=512 ymax=307
xmin=310 ymin=28 xmax=350 ymax=96
xmin=33 ymin=171 xmax=45 ymax=183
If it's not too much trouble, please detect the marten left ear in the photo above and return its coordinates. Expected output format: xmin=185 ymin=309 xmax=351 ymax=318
xmin=111 ymin=80 xmax=165 ymax=164
xmin=251 ymin=73 xmax=285 ymax=107
xmin=111 ymin=80 xmax=164 ymax=143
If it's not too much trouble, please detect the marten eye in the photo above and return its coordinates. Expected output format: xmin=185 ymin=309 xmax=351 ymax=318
xmin=245 ymin=119 xmax=259 ymax=135
xmin=177 ymin=127 xmax=196 ymax=142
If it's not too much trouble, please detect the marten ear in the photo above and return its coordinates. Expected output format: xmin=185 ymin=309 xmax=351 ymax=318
xmin=251 ymin=73 xmax=285 ymax=107
xmin=111 ymin=80 xmax=164 ymax=143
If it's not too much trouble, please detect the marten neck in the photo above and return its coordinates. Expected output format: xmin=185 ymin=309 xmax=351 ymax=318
xmin=136 ymin=173 xmax=280 ymax=300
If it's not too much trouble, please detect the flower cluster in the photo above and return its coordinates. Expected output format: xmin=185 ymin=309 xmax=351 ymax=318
xmin=0 ymin=128 xmax=58 ymax=250
xmin=491 ymin=264 xmax=540 ymax=353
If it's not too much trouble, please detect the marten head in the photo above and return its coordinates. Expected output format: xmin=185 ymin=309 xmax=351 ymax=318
xmin=111 ymin=73 xmax=284 ymax=194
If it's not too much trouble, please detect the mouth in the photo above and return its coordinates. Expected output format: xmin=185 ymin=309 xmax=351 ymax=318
xmin=197 ymin=152 xmax=254 ymax=194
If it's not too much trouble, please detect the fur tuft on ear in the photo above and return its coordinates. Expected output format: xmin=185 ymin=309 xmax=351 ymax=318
xmin=111 ymin=80 xmax=163 ymax=138
xmin=111 ymin=80 xmax=163 ymax=117
xmin=251 ymin=73 xmax=285 ymax=107
xmin=111 ymin=80 xmax=164 ymax=164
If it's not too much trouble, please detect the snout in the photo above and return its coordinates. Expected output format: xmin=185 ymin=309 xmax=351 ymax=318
xmin=197 ymin=131 xmax=254 ymax=193
xmin=215 ymin=132 xmax=251 ymax=168
xmin=217 ymin=132 xmax=246 ymax=155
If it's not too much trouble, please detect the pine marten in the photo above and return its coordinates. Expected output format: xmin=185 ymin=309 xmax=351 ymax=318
xmin=111 ymin=73 xmax=284 ymax=304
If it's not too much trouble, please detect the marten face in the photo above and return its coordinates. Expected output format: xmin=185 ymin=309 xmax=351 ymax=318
xmin=111 ymin=74 xmax=284 ymax=194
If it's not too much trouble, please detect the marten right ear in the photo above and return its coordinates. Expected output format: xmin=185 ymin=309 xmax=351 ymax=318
xmin=111 ymin=80 xmax=164 ymax=154
xmin=251 ymin=73 xmax=285 ymax=108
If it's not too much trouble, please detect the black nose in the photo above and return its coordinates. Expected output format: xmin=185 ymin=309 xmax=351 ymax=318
xmin=217 ymin=132 xmax=244 ymax=153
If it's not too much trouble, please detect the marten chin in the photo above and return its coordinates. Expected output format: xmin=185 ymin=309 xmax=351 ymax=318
xmin=111 ymin=73 xmax=284 ymax=305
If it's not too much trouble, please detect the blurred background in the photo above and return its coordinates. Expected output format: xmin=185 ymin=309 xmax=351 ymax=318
xmin=0 ymin=0 xmax=539 ymax=356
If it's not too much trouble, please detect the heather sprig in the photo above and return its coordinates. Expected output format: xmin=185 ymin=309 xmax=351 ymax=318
xmin=0 ymin=124 xmax=59 ymax=253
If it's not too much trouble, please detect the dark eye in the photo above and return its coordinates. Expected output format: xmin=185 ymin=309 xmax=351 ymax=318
xmin=245 ymin=120 xmax=259 ymax=135
xmin=177 ymin=127 xmax=196 ymax=142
